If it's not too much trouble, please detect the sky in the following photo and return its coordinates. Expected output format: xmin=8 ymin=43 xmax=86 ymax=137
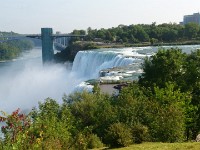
xmin=0 ymin=0 xmax=200 ymax=34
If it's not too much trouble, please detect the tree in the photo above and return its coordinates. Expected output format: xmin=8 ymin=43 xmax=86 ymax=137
xmin=72 ymin=29 xmax=86 ymax=35
xmin=105 ymin=31 xmax=114 ymax=41
xmin=65 ymin=91 xmax=117 ymax=140
xmin=105 ymin=122 xmax=132 ymax=147
xmin=161 ymin=28 xmax=178 ymax=42
xmin=149 ymin=23 xmax=162 ymax=40
xmin=31 ymin=98 xmax=73 ymax=149
xmin=184 ymin=23 xmax=200 ymax=39
xmin=183 ymin=49 xmax=200 ymax=139
xmin=134 ymin=25 xmax=149 ymax=42
xmin=148 ymin=83 xmax=189 ymax=142
xmin=184 ymin=49 xmax=200 ymax=93
xmin=138 ymin=48 xmax=200 ymax=140
xmin=139 ymin=48 xmax=186 ymax=89
xmin=0 ymin=39 xmax=33 ymax=61
xmin=115 ymin=83 xmax=148 ymax=126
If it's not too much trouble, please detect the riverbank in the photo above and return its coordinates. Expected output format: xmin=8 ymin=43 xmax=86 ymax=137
xmin=0 ymin=39 xmax=34 ymax=61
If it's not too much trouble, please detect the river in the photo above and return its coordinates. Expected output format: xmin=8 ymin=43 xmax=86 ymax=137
xmin=1 ymin=45 xmax=200 ymax=113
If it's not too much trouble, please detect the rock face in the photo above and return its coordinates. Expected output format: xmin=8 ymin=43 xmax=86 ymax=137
xmin=54 ymin=41 xmax=98 ymax=62
xmin=196 ymin=134 xmax=200 ymax=142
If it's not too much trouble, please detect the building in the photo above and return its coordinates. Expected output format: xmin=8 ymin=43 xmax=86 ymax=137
xmin=181 ymin=13 xmax=200 ymax=25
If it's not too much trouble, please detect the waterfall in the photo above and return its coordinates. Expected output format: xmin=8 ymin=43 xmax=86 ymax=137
xmin=72 ymin=50 xmax=141 ymax=79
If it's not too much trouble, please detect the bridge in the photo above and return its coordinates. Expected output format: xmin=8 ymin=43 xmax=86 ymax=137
xmin=0 ymin=28 xmax=85 ymax=63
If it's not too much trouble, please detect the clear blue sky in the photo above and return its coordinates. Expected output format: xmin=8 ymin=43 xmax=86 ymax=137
xmin=1 ymin=0 xmax=200 ymax=34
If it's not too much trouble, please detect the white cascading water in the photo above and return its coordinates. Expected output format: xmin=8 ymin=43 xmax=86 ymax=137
xmin=72 ymin=50 xmax=139 ymax=79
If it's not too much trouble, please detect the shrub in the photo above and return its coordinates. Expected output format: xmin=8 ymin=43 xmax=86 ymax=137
xmin=72 ymin=133 xmax=88 ymax=150
xmin=87 ymin=134 xmax=104 ymax=149
xmin=105 ymin=122 xmax=132 ymax=148
xmin=71 ymin=131 xmax=103 ymax=150
xmin=0 ymin=109 xmax=35 ymax=150
xmin=42 ymin=138 xmax=62 ymax=150
xmin=131 ymin=123 xmax=149 ymax=144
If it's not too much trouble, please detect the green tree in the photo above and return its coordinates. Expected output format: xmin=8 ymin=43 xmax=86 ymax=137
xmin=139 ymin=48 xmax=186 ymax=89
xmin=148 ymin=83 xmax=189 ymax=142
xmin=183 ymin=49 xmax=200 ymax=139
xmin=65 ymin=91 xmax=117 ymax=140
xmin=184 ymin=22 xmax=200 ymax=39
xmin=115 ymin=83 xmax=148 ymax=126
xmin=0 ymin=39 xmax=33 ymax=61
xmin=105 ymin=31 xmax=114 ymax=41
xmin=161 ymin=28 xmax=178 ymax=42
xmin=105 ymin=122 xmax=132 ymax=147
xmin=149 ymin=23 xmax=162 ymax=40
xmin=31 ymin=98 xmax=73 ymax=149
xmin=134 ymin=25 xmax=149 ymax=42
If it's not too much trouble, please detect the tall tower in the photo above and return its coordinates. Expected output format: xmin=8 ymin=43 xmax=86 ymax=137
xmin=41 ymin=28 xmax=54 ymax=63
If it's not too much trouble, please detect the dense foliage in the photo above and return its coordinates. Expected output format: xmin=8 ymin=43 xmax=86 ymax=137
xmin=0 ymin=31 xmax=34 ymax=61
xmin=1 ymin=47 xmax=200 ymax=149
xmin=72 ymin=23 xmax=200 ymax=44
xmin=0 ymin=39 xmax=34 ymax=61
xmin=139 ymin=48 xmax=200 ymax=140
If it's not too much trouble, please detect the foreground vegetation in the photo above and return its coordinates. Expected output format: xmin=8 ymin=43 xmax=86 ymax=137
xmin=1 ymin=48 xmax=200 ymax=149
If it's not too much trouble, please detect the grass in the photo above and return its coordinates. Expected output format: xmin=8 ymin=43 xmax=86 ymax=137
xmin=109 ymin=142 xmax=200 ymax=150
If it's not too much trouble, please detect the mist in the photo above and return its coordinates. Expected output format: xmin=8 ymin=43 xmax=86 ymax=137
xmin=0 ymin=49 xmax=86 ymax=113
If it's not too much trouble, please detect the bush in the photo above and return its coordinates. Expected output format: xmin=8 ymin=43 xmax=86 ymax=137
xmin=42 ymin=138 xmax=62 ymax=150
xmin=131 ymin=123 xmax=149 ymax=143
xmin=87 ymin=134 xmax=104 ymax=149
xmin=105 ymin=122 xmax=132 ymax=148
xmin=72 ymin=132 xmax=103 ymax=150
xmin=147 ymin=84 xmax=186 ymax=142
xmin=72 ymin=133 xmax=88 ymax=150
